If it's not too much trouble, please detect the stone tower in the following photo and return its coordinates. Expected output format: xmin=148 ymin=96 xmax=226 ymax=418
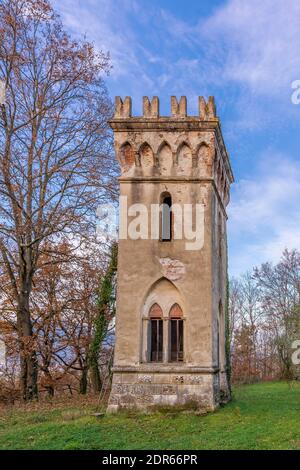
xmin=107 ymin=96 xmax=234 ymax=412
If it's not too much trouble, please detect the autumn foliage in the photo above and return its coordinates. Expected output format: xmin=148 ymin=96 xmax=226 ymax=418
xmin=229 ymin=249 xmax=300 ymax=384
xmin=0 ymin=0 xmax=117 ymax=401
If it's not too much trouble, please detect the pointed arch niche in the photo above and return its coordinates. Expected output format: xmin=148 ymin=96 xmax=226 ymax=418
xmin=119 ymin=142 xmax=135 ymax=173
xmin=158 ymin=142 xmax=173 ymax=175
xmin=139 ymin=142 xmax=154 ymax=172
xmin=177 ymin=143 xmax=192 ymax=175
xmin=141 ymin=278 xmax=185 ymax=363
xmin=197 ymin=142 xmax=211 ymax=174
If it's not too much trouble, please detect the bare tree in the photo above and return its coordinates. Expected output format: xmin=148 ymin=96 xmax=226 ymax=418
xmin=0 ymin=0 xmax=117 ymax=400
xmin=229 ymin=274 xmax=262 ymax=383
xmin=254 ymin=249 xmax=300 ymax=379
xmin=228 ymin=277 xmax=242 ymax=351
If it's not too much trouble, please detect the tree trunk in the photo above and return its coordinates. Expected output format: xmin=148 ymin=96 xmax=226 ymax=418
xmin=17 ymin=286 xmax=38 ymax=401
xmin=45 ymin=385 xmax=55 ymax=397
xmin=19 ymin=354 xmax=27 ymax=400
xmin=90 ymin=362 xmax=102 ymax=393
xmin=43 ymin=369 xmax=55 ymax=397
xmin=79 ymin=368 xmax=88 ymax=394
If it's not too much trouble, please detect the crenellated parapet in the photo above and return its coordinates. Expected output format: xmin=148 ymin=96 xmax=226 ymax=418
xmin=109 ymin=96 xmax=234 ymax=208
xmin=113 ymin=95 xmax=218 ymax=120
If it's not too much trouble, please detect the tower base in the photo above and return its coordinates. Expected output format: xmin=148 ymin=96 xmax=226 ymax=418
xmin=107 ymin=366 xmax=230 ymax=413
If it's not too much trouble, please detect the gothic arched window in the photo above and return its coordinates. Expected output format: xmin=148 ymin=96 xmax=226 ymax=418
xmin=149 ymin=303 xmax=163 ymax=362
xmin=142 ymin=281 xmax=185 ymax=364
xmin=169 ymin=303 xmax=183 ymax=362
xmin=161 ymin=193 xmax=172 ymax=241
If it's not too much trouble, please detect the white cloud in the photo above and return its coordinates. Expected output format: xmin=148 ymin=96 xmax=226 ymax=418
xmin=51 ymin=0 xmax=300 ymax=275
xmin=52 ymin=0 xmax=300 ymax=115
xmin=53 ymin=0 xmax=300 ymax=100
xmin=202 ymin=0 xmax=300 ymax=95
xmin=53 ymin=0 xmax=145 ymax=79
xmin=229 ymin=153 xmax=300 ymax=274
xmin=230 ymin=156 xmax=300 ymax=231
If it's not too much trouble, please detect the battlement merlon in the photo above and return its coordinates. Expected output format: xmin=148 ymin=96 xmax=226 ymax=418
xmin=109 ymin=96 xmax=234 ymax=184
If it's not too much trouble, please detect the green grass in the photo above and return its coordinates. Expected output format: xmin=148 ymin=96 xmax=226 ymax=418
xmin=1 ymin=381 xmax=300 ymax=450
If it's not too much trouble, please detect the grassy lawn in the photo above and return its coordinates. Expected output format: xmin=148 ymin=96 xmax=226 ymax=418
xmin=0 ymin=381 xmax=300 ymax=450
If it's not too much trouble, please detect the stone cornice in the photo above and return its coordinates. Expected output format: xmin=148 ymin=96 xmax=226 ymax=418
xmin=109 ymin=116 xmax=219 ymax=132
xmin=112 ymin=365 xmax=220 ymax=374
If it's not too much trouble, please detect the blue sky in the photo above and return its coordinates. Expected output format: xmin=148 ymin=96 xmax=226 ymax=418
xmin=53 ymin=0 xmax=300 ymax=276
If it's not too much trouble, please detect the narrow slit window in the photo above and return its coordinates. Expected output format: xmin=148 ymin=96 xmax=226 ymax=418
xmin=150 ymin=319 xmax=163 ymax=362
xmin=170 ymin=319 xmax=184 ymax=362
xmin=161 ymin=194 xmax=172 ymax=241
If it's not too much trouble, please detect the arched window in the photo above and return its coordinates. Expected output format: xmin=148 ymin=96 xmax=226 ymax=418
xmin=149 ymin=303 xmax=163 ymax=362
xmin=169 ymin=303 xmax=183 ymax=362
xmin=161 ymin=193 xmax=172 ymax=241
xmin=142 ymin=279 xmax=185 ymax=364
